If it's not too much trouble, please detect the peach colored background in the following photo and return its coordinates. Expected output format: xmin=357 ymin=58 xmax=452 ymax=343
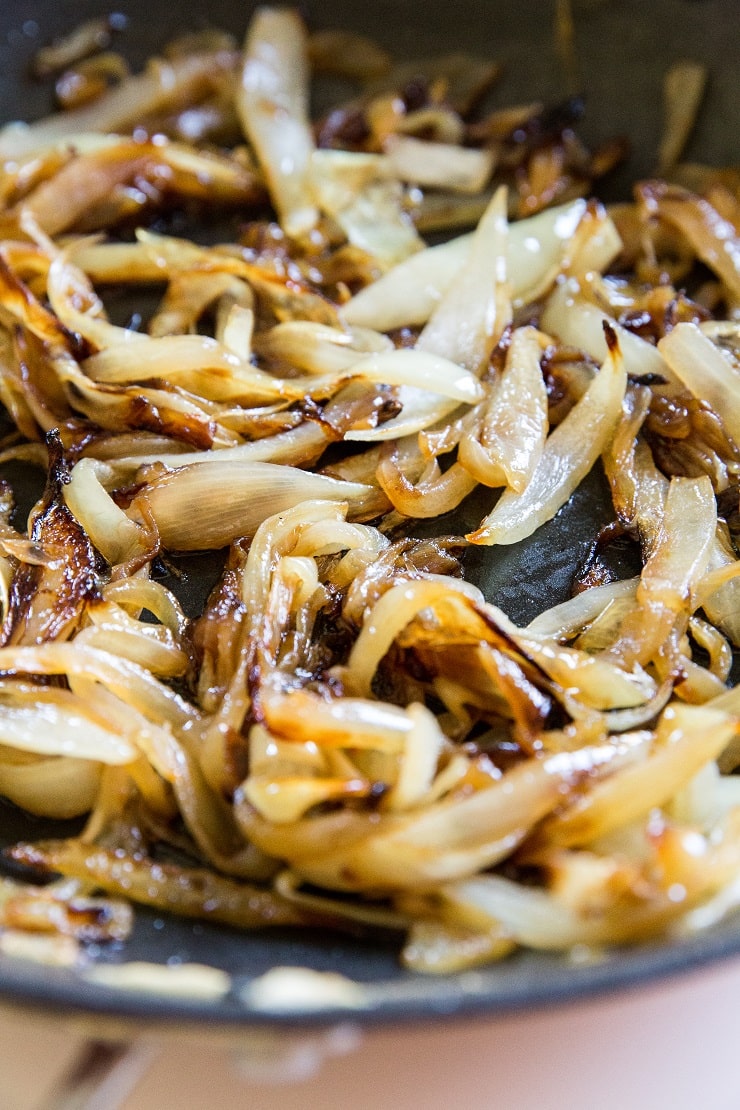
xmin=3 ymin=954 xmax=740 ymax=1109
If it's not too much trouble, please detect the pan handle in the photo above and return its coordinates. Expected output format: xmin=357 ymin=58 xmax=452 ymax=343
xmin=40 ymin=1022 xmax=363 ymax=1106
xmin=40 ymin=1039 xmax=157 ymax=1110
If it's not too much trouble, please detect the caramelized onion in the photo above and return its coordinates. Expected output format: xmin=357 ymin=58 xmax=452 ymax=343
xmin=0 ymin=8 xmax=739 ymax=972
xmin=468 ymin=324 xmax=627 ymax=545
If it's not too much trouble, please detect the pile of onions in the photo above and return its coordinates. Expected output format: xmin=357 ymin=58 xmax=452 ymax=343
xmin=0 ymin=6 xmax=739 ymax=974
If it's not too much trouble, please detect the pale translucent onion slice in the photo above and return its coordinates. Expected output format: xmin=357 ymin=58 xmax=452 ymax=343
xmin=310 ymin=149 xmax=422 ymax=266
xmin=645 ymin=479 xmax=716 ymax=655
xmin=142 ymin=464 xmax=372 ymax=550
xmin=376 ymin=456 xmax=478 ymax=518
xmin=384 ymin=134 xmax=496 ymax=194
xmin=103 ymin=424 xmax=331 ymax=478
xmin=73 ymin=228 xmax=231 ymax=285
xmin=219 ymin=304 xmax=255 ymax=360
xmin=510 ymin=628 xmax=656 ymax=711
xmin=74 ymin=616 xmax=187 ymax=681
xmin=541 ymin=276 xmax=673 ymax=381
xmin=241 ymin=499 xmax=351 ymax=620
xmin=659 ymin=323 xmax=740 ymax=449
xmin=562 ymin=199 xmax=624 ymax=278
xmin=0 ymin=645 xmax=197 ymax=733
xmin=334 ymin=348 xmax=484 ymax=403
xmin=82 ymin=332 xmax=481 ymax=409
xmin=602 ymin=678 xmax=675 ymax=733
xmin=436 ymin=867 xmax=677 ymax=950
xmin=102 ymin=577 xmax=186 ymax=637
xmin=702 ymin=529 xmax=740 ymax=647
xmin=526 ymin=578 xmax=640 ymax=640
xmin=248 ymin=348 xmax=486 ymax=407
xmin=539 ymin=704 xmax=738 ymax=848
xmin=468 ymin=328 xmax=627 ymax=545
xmin=283 ymin=744 xmax=623 ymax=893
xmin=601 ymin=384 xmax=668 ymax=556
xmin=639 ymin=475 xmax=717 ymax=612
xmin=0 ymin=688 xmax=135 ymax=764
xmin=668 ymin=761 xmax=740 ymax=835
xmin=261 ymin=687 xmax=415 ymax=753
xmin=345 ymin=578 xmax=486 ymax=697
xmin=606 ymin=476 xmax=717 ymax=669
xmin=418 ymin=185 xmax=509 ymax=372
xmin=346 ymin=187 xmax=509 ymax=442
xmin=148 ymin=271 xmax=252 ymax=339
xmin=82 ymin=335 xmax=284 ymax=403
xmin=64 ymin=458 xmax=149 ymax=565
xmin=236 ymin=7 xmax=318 ymax=238
xmin=0 ymin=751 xmax=101 ymax=819
xmin=382 ymin=703 xmax=448 ymax=813
xmin=342 ymin=199 xmax=602 ymax=331
xmin=458 ymin=326 xmax=548 ymax=492
xmin=48 ymin=251 xmax=146 ymax=350
xmin=256 ymin=319 xmax=389 ymax=376
xmin=0 ymin=50 xmax=238 ymax=159
xmin=309 ymin=150 xmax=389 ymax=210
xmin=658 ymin=61 xmax=708 ymax=175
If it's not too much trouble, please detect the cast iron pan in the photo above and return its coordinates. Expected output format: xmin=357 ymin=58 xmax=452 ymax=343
xmin=0 ymin=0 xmax=738 ymax=1029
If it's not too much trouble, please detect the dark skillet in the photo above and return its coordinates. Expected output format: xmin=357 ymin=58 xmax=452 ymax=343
xmin=0 ymin=0 xmax=738 ymax=1029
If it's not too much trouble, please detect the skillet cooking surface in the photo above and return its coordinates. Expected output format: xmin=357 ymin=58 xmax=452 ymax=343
xmin=0 ymin=0 xmax=738 ymax=1027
